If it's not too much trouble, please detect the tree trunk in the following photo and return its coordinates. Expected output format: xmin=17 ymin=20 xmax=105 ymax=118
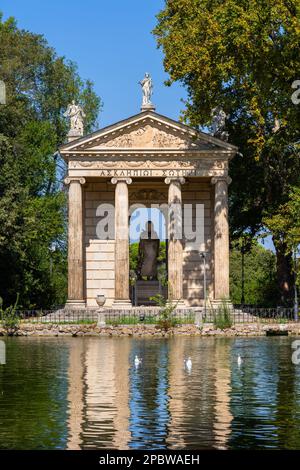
xmin=273 ymin=237 xmax=294 ymax=306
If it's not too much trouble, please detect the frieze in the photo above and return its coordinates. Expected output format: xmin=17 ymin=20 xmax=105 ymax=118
xmin=68 ymin=167 xmax=227 ymax=178
xmin=94 ymin=124 xmax=200 ymax=150
xmin=69 ymin=159 xmax=228 ymax=171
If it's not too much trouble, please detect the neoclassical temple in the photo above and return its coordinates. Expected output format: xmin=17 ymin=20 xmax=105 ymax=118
xmin=60 ymin=91 xmax=237 ymax=309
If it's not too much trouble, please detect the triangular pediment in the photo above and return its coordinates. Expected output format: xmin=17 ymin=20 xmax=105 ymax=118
xmin=60 ymin=111 xmax=237 ymax=154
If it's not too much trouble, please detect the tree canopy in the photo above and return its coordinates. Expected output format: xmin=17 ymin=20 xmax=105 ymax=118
xmin=154 ymin=0 xmax=300 ymax=304
xmin=0 ymin=13 xmax=101 ymax=308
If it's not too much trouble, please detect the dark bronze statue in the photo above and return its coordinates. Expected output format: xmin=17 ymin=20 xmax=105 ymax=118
xmin=137 ymin=221 xmax=160 ymax=280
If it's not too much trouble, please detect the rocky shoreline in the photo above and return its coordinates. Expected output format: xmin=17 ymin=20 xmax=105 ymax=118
xmin=0 ymin=322 xmax=300 ymax=337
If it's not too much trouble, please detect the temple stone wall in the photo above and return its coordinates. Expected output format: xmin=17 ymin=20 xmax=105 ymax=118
xmin=182 ymin=179 xmax=213 ymax=306
xmin=85 ymin=181 xmax=115 ymax=307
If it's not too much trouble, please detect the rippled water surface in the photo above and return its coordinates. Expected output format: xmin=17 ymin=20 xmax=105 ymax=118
xmin=0 ymin=336 xmax=300 ymax=449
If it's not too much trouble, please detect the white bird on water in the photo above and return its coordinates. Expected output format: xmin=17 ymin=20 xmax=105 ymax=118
xmin=134 ymin=355 xmax=142 ymax=367
xmin=237 ymin=355 xmax=242 ymax=367
xmin=184 ymin=357 xmax=192 ymax=371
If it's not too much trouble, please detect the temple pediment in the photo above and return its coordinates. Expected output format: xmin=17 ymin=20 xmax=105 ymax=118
xmin=60 ymin=111 xmax=237 ymax=156
xmin=93 ymin=123 xmax=200 ymax=150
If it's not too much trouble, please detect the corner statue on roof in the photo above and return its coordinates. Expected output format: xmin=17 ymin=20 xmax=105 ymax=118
xmin=211 ymin=105 xmax=229 ymax=142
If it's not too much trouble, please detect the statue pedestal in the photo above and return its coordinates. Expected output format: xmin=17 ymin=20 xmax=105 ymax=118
xmin=67 ymin=128 xmax=83 ymax=143
xmin=141 ymin=103 xmax=156 ymax=112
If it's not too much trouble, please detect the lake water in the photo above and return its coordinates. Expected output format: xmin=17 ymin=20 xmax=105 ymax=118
xmin=0 ymin=336 xmax=300 ymax=450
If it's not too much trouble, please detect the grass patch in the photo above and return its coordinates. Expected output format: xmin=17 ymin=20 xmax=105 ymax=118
xmin=106 ymin=313 xmax=195 ymax=327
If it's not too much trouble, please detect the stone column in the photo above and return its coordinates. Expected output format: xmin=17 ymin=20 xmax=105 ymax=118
xmin=211 ymin=176 xmax=231 ymax=302
xmin=164 ymin=177 xmax=185 ymax=305
xmin=64 ymin=177 xmax=86 ymax=309
xmin=111 ymin=177 xmax=132 ymax=308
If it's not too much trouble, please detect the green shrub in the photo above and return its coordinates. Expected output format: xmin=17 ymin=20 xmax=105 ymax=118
xmin=213 ymin=299 xmax=233 ymax=330
xmin=0 ymin=294 xmax=20 ymax=334
xmin=150 ymin=294 xmax=178 ymax=331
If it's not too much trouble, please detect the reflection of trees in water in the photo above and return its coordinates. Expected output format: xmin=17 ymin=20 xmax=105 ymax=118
xmin=228 ymin=338 xmax=300 ymax=450
xmin=228 ymin=338 xmax=275 ymax=449
xmin=0 ymin=338 xmax=69 ymax=449
xmin=274 ymin=339 xmax=300 ymax=449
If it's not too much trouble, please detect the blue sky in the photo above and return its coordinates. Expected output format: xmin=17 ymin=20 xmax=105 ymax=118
xmin=1 ymin=0 xmax=186 ymax=127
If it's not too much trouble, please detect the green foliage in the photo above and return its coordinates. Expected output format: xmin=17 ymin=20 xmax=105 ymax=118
xmin=154 ymin=0 xmax=300 ymax=304
xmin=0 ymin=294 xmax=20 ymax=334
xmin=212 ymin=300 xmax=233 ymax=330
xmin=230 ymin=240 xmax=278 ymax=306
xmin=0 ymin=13 xmax=101 ymax=308
xmin=263 ymin=187 xmax=300 ymax=255
xmin=129 ymin=243 xmax=139 ymax=272
xmin=150 ymin=293 xmax=178 ymax=330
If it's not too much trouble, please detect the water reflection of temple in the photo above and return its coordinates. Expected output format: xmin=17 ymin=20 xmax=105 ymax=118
xmin=67 ymin=338 xmax=131 ymax=449
xmin=213 ymin=339 xmax=232 ymax=449
xmin=66 ymin=337 xmax=234 ymax=449
xmin=166 ymin=337 xmax=232 ymax=449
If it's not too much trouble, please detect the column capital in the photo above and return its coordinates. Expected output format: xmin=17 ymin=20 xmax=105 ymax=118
xmin=111 ymin=177 xmax=132 ymax=185
xmin=164 ymin=177 xmax=186 ymax=186
xmin=211 ymin=176 xmax=232 ymax=185
xmin=64 ymin=176 xmax=86 ymax=185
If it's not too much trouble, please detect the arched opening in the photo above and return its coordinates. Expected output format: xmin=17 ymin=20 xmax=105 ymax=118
xmin=129 ymin=206 xmax=168 ymax=306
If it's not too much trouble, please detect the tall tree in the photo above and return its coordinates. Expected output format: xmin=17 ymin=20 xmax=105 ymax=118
xmin=154 ymin=0 xmax=300 ymax=304
xmin=0 ymin=14 xmax=101 ymax=308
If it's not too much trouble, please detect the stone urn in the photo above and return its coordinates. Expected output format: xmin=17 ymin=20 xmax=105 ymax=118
xmin=96 ymin=294 xmax=106 ymax=308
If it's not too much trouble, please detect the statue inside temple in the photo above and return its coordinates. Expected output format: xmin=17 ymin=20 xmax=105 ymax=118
xmin=137 ymin=221 xmax=160 ymax=280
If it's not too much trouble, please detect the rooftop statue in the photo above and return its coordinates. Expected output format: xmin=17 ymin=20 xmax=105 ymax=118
xmin=211 ymin=105 xmax=229 ymax=142
xmin=139 ymin=73 xmax=154 ymax=110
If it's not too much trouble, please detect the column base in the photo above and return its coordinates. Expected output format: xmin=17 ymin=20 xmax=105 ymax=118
xmin=111 ymin=299 xmax=132 ymax=309
xmin=65 ymin=300 xmax=86 ymax=310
